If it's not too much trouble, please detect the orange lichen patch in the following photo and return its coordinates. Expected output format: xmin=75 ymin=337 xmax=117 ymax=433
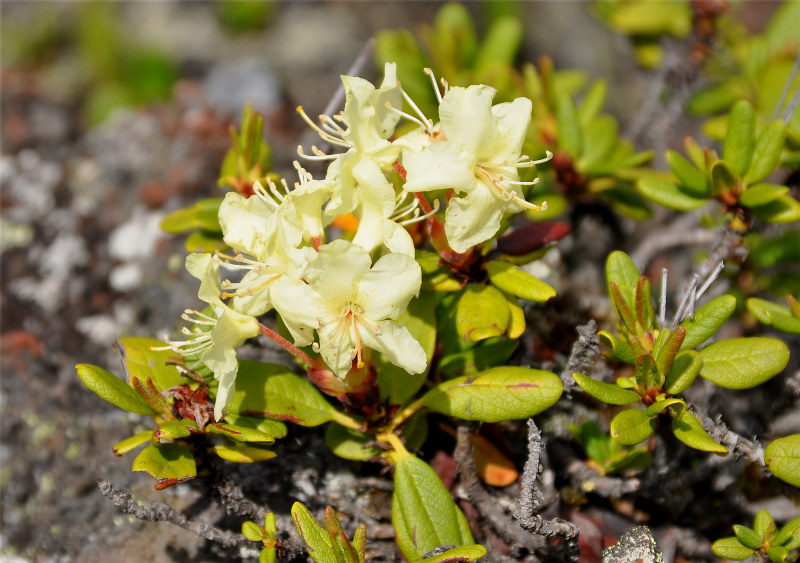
xmin=331 ymin=212 xmax=359 ymax=232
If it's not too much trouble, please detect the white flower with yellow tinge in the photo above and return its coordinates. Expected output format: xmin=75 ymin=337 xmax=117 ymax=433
xmin=216 ymin=176 xmax=318 ymax=317
xmin=297 ymin=63 xmax=408 ymax=251
xmin=160 ymin=253 xmax=260 ymax=421
xmin=272 ymin=240 xmax=426 ymax=379
xmin=402 ymin=82 xmax=551 ymax=253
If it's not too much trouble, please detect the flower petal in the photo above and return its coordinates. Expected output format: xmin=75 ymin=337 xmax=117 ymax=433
xmin=356 ymin=252 xmax=421 ymax=321
xmin=403 ymin=141 xmax=476 ymax=194
xmin=444 ymin=186 xmax=513 ymax=252
xmin=359 ymin=320 xmax=426 ymax=375
xmin=317 ymin=320 xmax=357 ymax=378
xmin=305 ymin=240 xmax=372 ymax=307
xmin=438 ymin=85 xmax=496 ymax=157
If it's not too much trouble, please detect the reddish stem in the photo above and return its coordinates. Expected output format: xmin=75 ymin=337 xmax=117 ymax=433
xmin=258 ymin=324 xmax=321 ymax=369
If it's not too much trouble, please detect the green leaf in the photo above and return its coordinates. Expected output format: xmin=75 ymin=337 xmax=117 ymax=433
xmin=598 ymin=330 xmax=636 ymax=364
xmin=578 ymin=80 xmax=607 ymax=126
xmin=739 ymin=184 xmax=790 ymax=208
xmin=185 ymin=229 xmax=228 ymax=254
xmin=377 ymin=290 xmax=437 ymax=405
xmin=475 ymin=16 xmax=521 ymax=69
xmin=671 ymin=410 xmax=728 ymax=456
xmin=211 ymin=443 xmax=277 ymax=463
xmin=606 ymin=251 xmax=641 ymax=313
xmin=421 ymin=366 xmax=562 ymax=423
xmin=666 ymin=149 xmax=708 ymax=197
xmin=654 ymin=325 xmax=685 ymax=376
xmin=207 ymin=422 xmax=277 ymax=443
xmin=352 ymin=524 xmax=366 ymax=562
xmin=710 ymin=160 xmax=738 ymax=197
xmin=679 ymin=295 xmax=737 ymax=350
xmin=486 ymin=260 xmax=556 ymax=302
xmin=112 ymin=431 xmax=153 ymax=456
xmin=745 ymin=120 xmax=786 ymax=185
xmin=645 ymin=398 xmax=684 ymax=418
xmin=751 ymin=194 xmax=800 ymax=224
xmin=325 ymin=423 xmax=379 ymax=461
xmin=392 ymin=455 xmax=473 ymax=560
xmin=664 ymin=350 xmax=702 ymax=395
xmin=291 ymin=502 xmax=336 ymax=563
xmin=572 ymin=372 xmax=639 ymax=405
xmin=455 ymin=284 xmax=510 ymax=342
xmin=222 ymin=414 xmax=287 ymax=440
xmin=723 ymin=100 xmax=756 ymax=176
xmin=765 ymin=435 xmax=800 ymax=488
xmin=132 ymin=443 xmax=196 ymax=481
xmin=227 ymin=361 xmax=338 ymax=426
xmin=610 ymin=408 xmax=655 ymax=446
xmin=733 ymin=525 xmax=763 ymax=550
xmin=161 ymin=198 xmax=224 ymax=234
xmin=577 ymin=115 xmax=618 ymax=172
xmin=242 ymin=520 xmax=264 ymax=542
xmin=259 ymin=547 xmax=276 ymax=563
xmin=117 ymin=337 xmax=185 ymax=391
xmin=775 ymin=515 xmax=800 ymax=546
xmin=76 ymin=364 xmax=155 ymax=416
xmin=699 ymin=337 xmax=789 ymax=389
xmin=417 ymin=545 xmax=488 ymax=562
xmin=711 ymin=537 xmax=755 ymax=560
xmin=636 ymin=177 xmax=708 ymax=211
xmin=609 ymin=281 xmax=636 ymax=333
xmin=748 ymin=298 xmax=800 ymax=334
xmin=765 ymin=545 xmax=790 ymax=562
xmin=754 ymin=510 xmax=775 ymax=543
xmin=556 ymin=94 xmax=583 ymax=157
xmin=155 ymin=419 xmax=198 ymax=440
xmin=634 ymin=276 xmax=655 ymax=335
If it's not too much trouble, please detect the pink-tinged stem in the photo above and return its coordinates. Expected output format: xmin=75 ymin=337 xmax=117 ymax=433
xmin=258 ymin=324 xmax=321 ymax=369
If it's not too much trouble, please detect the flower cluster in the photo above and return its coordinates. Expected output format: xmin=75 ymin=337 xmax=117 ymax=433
xmin=162 ymin=63 xmax=550 ymax=419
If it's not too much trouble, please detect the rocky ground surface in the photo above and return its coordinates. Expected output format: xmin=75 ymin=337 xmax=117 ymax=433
xmin=1 ymin=2 xmax=797 ymax=563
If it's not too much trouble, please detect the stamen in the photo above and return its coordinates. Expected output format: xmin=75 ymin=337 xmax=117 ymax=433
xmin=398 ymin=89 xmax=435 ymax=134
xmin=397 ymin=199 xmax=440 ymax=226
xmin=424 ymin=68 xmax=443 ymax=104
xmin=220 ymin=273 xmax=281 ymax=299
xmin=296 ymin=106 xmax=350 ymax=147
xmin=297 ymin=145 xmax=340 ymax=161
xmin=386 ymin=101 xmax=430 ymax=133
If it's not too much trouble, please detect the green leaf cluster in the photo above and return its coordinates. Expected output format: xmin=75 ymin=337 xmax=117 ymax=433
xmin=574 ymin=251 xmax=789 ymax=453
xmin=637 ymin=101 xmax=799 ymax=226
xmin=713 ymin=510 xmax=800 ymax=562
xmin=291 ymin=503 xmax=367 ymax=563
xmin=242 ymin=513 xmax=279 ymax=563
xmin=688 ymin=0 xmax=800 ymax=160
xmin=77 ymin=339 xmax=292 ymax=488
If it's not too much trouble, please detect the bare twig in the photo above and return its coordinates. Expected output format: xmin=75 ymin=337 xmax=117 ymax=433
xmin=454 ymin=425 xmax=545 ymax=553
xmin=560 ymin=320 xmax=600 ymax=397
xmin=513 ymin=420 xmax=580 ymax=560
xmin=97 ymin=479 xmax=252 ymax=548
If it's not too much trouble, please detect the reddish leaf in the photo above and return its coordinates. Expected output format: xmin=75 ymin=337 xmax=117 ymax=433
xmin=496 ymin=222 xmax=570 ymax=256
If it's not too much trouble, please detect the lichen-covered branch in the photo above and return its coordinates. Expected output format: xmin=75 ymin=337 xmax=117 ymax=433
xmin=453 ymin=425 xmax=545 ymax=553
xmin=560 ymin=320 xmax=599 ymax=397
xmin=97 ymin=479 xmax=251 ymax=548
xmin=692 ymin=406 xmax=764 ymax=465
xmin=512 ymin=419 xmax=580 ymax=560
